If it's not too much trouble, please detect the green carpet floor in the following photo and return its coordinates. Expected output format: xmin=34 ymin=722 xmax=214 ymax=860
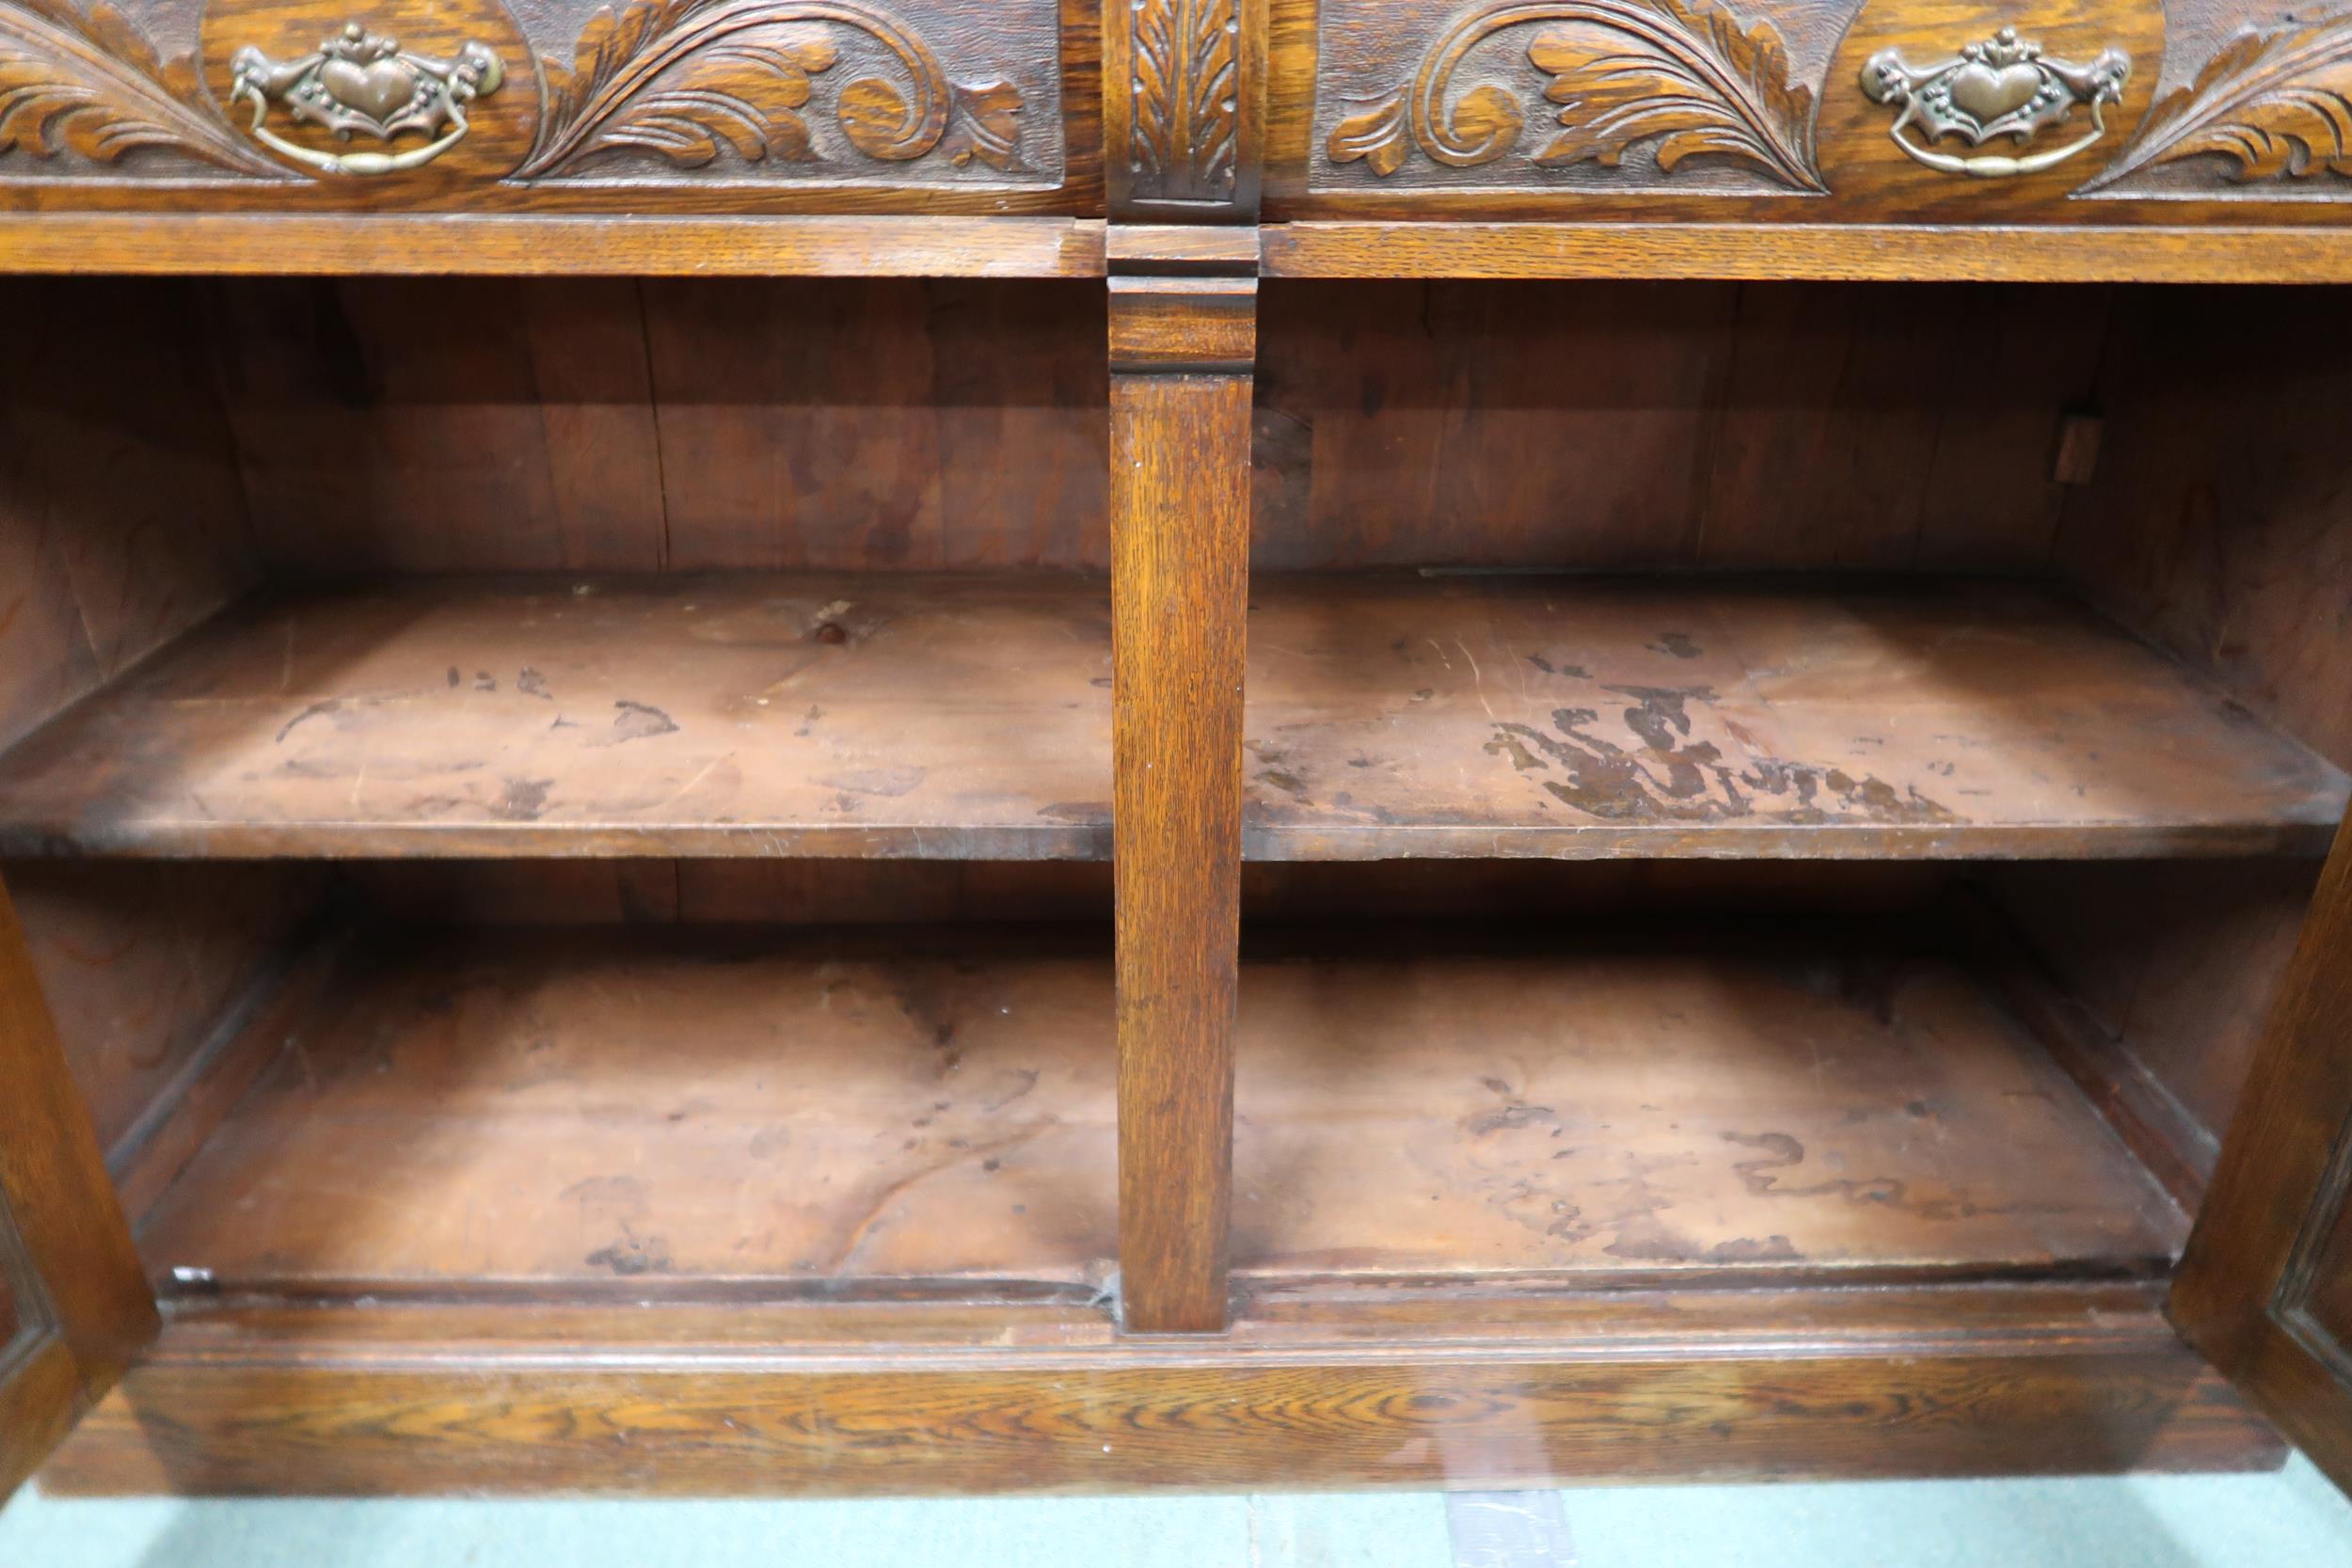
xmin=5 ymin=1454 xmax=2349 ymax=1567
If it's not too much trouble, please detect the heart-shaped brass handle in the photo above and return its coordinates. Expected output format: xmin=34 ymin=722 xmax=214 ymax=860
xmin=1863 ymin=27 xmax=2128 ymax=179
xmin=230 ymin=21 xmax=501 ymax=176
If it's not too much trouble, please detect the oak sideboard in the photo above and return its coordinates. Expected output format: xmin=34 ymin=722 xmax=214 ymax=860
xmin=7 ymin=0 xmax=2352 ymax=1499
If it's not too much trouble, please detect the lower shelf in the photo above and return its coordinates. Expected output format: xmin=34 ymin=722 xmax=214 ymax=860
xmin=1232 ymin=925 xmax=2185 ymax=1285
xmin=72 ymin=915 xmax=2259 ymax=1494
xmin=137 ymin=918 xmax=2183 ymax=1302
xmin=138 ymin=927 xmax=1120 ymax=1299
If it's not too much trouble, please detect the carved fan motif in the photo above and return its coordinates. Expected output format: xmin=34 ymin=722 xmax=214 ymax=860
xmin=1325 ymin=0 xmax=1824 ymax=191
xmin=516 ymin=0 xmax=1025 ymax=179
xmin=1130 ymin=0 xmax=1239 ymax=197
xmin=2081 ymin=14 xmax=2352 ymax=192
xmin=0 ymin=0 xmax=282 ymax=173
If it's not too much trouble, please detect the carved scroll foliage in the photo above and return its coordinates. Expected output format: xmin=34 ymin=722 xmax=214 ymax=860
xmin=0 ymin=0 xmax=282 ymax=174
xmin=1130 ymin=0 xmax=1239 ymax=198
xmin=1325 ymin=0 xmax=1823 ymax=191
xmin=2081 ymin=14 xmax=2352 ymax=192
xmin=516 ymin=0 xmax=1026 ymax=179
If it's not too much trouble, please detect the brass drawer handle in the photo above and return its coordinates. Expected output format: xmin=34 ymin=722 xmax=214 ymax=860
xmin=1863 ymin=27 xmax=2128 ymax=179
xmin=230 ymin=21 xmax=502 ymax=176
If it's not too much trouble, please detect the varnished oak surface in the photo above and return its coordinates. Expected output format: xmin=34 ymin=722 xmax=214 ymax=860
xmin=1 ymin=576 xmax=2337 ymax=862
xmin=0 ymin=879 xmax=157 ymax=1496
xmin=1241 ymin=577 xmax=2346 ymax=860
xmin=0 ymin=216 xmax=1109 ymax=277
xmin=2174 ymin=809 xmax=2352 ymax=1495
xmin=25 ymin=217 xmax=2346 ymax=284
xmin=142 ymin=918 xmax=2176 ymax=1298
xmin=40 ymin=1282 xmax=2279 ymax=1494
xmin=140 ymin=926 xmax=1118 ymax=1297
xmin=1108 ymin=276 xmax=1255 ymax=1332
xmin=1261 ymin=224 xmax=2352 ymax=284
xmin=0 ymin=576 xmax=1113 ymax=860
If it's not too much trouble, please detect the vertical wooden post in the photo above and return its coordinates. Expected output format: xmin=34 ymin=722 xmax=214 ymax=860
xmin=1110 ymin=273 xmax=1256 ymax=1333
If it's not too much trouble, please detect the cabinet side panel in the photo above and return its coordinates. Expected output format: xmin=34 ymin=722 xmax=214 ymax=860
xmin=2057 ymin=287 xmax=2352 ymax=773
xmin=0 ymin=277 xmax=257 ymax=750
xmin=0 ymin=277 xmax=292 ymax=1204
xmin=2012 ymin=286 xmax=2352 ymax=1180
xmin=4 ymin=863 xmax=326 ymax=1166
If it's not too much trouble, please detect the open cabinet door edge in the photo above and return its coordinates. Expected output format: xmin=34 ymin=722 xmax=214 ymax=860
xmin=0 ymin=876 xmax=158 ymax=1499
xmin=2174 ymin=804 xmax=2352 ymax=1494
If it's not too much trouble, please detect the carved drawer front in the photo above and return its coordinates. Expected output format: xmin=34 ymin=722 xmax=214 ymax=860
xmin=1289 ymin=0 xmax=2352 ymax=221
xmin=0 ymin=0 xmax=1082 ymax=211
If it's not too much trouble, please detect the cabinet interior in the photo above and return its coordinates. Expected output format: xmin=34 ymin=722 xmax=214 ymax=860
xmin=4 ymin=273 xmax=2345 ymax=1322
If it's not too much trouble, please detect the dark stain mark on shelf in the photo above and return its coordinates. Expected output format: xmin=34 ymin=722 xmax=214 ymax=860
xmin=1724 ymin=1131 xmax=1907 ymax=1208
xmin=818 ymin=764 xmax=927 ymax=799
xmin=1485 ymin=683 xmax=1956 ymax=827
xmin=608 ymin=700 xmax=680 ymax=743
xmin=585 ymin=1229 xmax=673 ymax=1276
xmin=492 ymin=777 xmax=555 ymax=821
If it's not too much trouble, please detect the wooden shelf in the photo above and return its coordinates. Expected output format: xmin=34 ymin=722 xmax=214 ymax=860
xmin=1259 ymin=222 xmax=2352 ymax=286
xmin=1231 ymin=923 xmax=2187 ymax=1286
xmin=139 ymin=927 xmax=1117 ymax=1299
xmin=3 ymin=575 xmax=2334 ymax=863
xmin=144 ymin=918 xmax=2179 ymax=1302
xmin=0 ymin=216 xmax=1109 ymax=278
xmin=1243 ymin=577 xmax=2347 ymax=860
xmin=0 ymin=576 xmax=1112 ymax=860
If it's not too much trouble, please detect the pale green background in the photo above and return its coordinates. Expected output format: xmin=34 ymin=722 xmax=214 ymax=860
xmin=5 ymin=1453 xmax=2351 ymax=1566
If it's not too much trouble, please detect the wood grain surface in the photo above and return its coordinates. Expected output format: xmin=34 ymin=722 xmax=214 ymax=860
xmin=2173 ymin=807 xmax=2352 ymax=1497
xmin=1235 ymin=577 xmax=2345 ymax=860
xmin=1 ymin=575 xmax=2333 ymax=862
xmin=5 ymin=863 xmax=323 ymax=1154
xmin=133 ymin=914 xmax=2179 ymax=1299
xmin=2058 ymin=285 xmax=2352 ymax=773
xmin=38 ymin=1280 xmax=2278 ymax=1495
xmin=1109 ymin=275 xmax=1255 ymax=1332
xmin=0 ymin=277 xmax=255 ymax=752
xmin=1227 ymin=920 xmax=2185 ymax=1284
xmin=1251 ymin=279 xmax=2107 ymax=575
xmin=0 ymin=879 xmax=156 ymax=1497
xmin=0 ymin=576 xmax=1114 ymax=860
xmin=0 ymin=215 xmax=1109 ymax=276
xmin=1987 ymin=858 xmax=2320 ymax=1189
xmin=1268 ymin=0 xmax=2352 ymax=232
xmin=139 ymin=926 xmax=1118 ymax=1297
xmin=206 ymin=277 xmax=1108 ymax=576
xmin=1261 ymin=223 xmax=2352 ymax=282
xmin=0 ymin=0 xmax=1096 ymax=215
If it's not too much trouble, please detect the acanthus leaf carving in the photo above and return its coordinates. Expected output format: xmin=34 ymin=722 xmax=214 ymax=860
xmin=2080 ymin=14 xmax=2352 ymax=192
xmin=1326 ymin=92 xmax=1408 ymax=175
xmin=0 ymin=0 xmax=284 ymax=175
xmin=1324 ymin=0 xmax=1824 ymax=193
xmin=581 ymin=27 xmax=835 ymax=166
xmin=516 ymin=0 xmax=1021 ymax=180
xmin=944 ymin=80 xmax=1025 ymax=172
xmin=1528 ymin=0 xmax=1818 ymax=186
xmin=1130 ymin=0 xmax=1239 ymax=199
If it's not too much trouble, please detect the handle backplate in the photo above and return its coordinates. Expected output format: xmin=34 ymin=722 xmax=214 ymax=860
xmin=230 ymin=21 xmax=502 ymax=176
xmin=1863 ymin=26 xmax=2129 ymax=179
